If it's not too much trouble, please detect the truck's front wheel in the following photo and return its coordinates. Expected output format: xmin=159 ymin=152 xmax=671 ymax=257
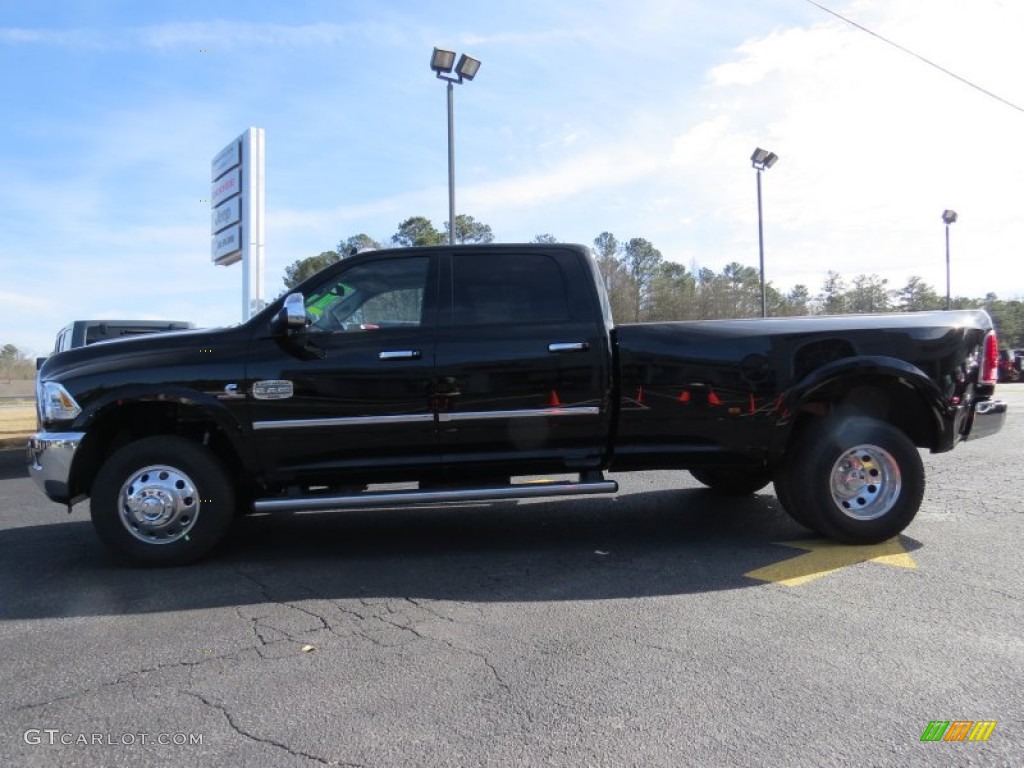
xmin=784 ymin=416 xmax=924 ymax=544
xmin=91 ymin=436 xmax=235 ymax=566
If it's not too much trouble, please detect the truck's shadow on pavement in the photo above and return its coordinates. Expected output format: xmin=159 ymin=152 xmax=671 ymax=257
xmin=0 ymin=487 xmax=923 ymax=620
xmin=0 ymin=447 xmax=28 ymax=480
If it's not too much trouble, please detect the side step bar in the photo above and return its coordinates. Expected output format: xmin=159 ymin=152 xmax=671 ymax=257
xmin=253 ymin=478 xmax=619 ymax=514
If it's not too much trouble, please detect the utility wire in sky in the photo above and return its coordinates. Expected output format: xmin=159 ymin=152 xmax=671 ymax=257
xmin=804 ymin=0 xmax=1024 ymax=114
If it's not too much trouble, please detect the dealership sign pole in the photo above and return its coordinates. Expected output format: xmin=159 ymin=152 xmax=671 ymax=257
xmin=211 ymin=127 xmax=266 ymax=320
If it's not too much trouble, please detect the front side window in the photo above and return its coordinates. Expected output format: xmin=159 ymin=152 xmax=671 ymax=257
xmin=305 ymin=256 xmax=429 ymax=332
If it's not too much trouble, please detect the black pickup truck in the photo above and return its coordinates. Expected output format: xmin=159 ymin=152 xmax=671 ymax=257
xmin=29 ymin=244 xmax=1007 ymax=565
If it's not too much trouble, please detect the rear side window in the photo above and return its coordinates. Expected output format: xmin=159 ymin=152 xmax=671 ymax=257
xmin=452 ymin=253 xmax=570 ymax=325
xmin=55 ymin=328 xmax=71 ymax=354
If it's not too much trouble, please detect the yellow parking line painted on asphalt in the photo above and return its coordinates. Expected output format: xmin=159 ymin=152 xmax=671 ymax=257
xmin=744 ymin=537 xmax=917 ymax=587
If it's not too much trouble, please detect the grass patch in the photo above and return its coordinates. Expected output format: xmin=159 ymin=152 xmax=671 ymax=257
xmin=0 ymin=405 xmax=36 ymax=435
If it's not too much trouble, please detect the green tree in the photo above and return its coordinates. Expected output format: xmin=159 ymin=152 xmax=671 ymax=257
xmin=817 ymin=271 xmax=848 ymax=315
xmin=446 ymin=214 xmax=494 ymax=244
xmin=592 ymin=232 xmax=633 ymax=322
xmin=592 ymin=232 xmax=620 ymax=292
xmin=621 ymin=237 xmax=663 ymax=322
xmin=949 ymin=296 xmax=981 ymax=310
xmin=0 ymin=343 xmax=33 ymax=380
xmin=894 ymin=276 xmax=941 ymax=312
xmin=720 ymin=262 xmax=762 ymax=317
xmin=648 ymin=261 xmax=697 ymax=320
xmin=984 ymin=297 xmax=1024 ymax=348
xmin=764 ymin=283 xmax=790 ymax=317
xmin=694 ymin=266 xmax=723 ymax=319
xmin=337 ymin=233 xmax=382 ymax=255
xmin=282 ymin=250 xmax=340 ymax=291
xmin=392 ymin=216 xmax=444 ymax=247
xmin=780 ymin=284 xmax=811 ymax=316
xmin=532 ymin=233 xmax=558 ymax=243
xmin=847 ymin=274 xmax=890 ymax=313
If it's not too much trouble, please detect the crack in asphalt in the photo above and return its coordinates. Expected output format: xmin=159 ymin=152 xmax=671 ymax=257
xmin=229 ymin=567 xmax=532 ymax=722
xmin=983 ymin=586 xmax=1023 ymax=603
xmin=368 ymin=603 xmax=530 ymax=721
xmin=183 ymin=690 xmax=365 ymax=767
xmin=232 ymin=567 xmax=338 ymax=633
xmin=12 ymin=566 xmax=528 ymax=744
xmin=229 ymin=566 xmax=384 ymax=658
xmin=11 ymin=568 xmax=362 ymax=712
xmin=11 ymin=652 xmax=251 ymax=713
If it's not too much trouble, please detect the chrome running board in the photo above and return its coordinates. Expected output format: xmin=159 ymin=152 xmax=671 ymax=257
xmin=253 ymin=478 xmax=618 ymax=514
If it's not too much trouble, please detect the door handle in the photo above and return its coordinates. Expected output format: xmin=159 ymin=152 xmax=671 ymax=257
xmin=548 ymin=342 xmax=589 ymax=353
xmin=379 ymin=350 xmax=421 ymax=361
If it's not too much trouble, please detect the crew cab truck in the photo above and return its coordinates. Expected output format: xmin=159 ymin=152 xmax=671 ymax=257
xmin=28 ymin=244 xmax=1007 ymax=566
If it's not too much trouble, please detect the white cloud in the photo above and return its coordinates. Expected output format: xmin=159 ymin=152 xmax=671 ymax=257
xmin=654 ymin=0 xmax=1024 ymax=298
xmin=468 ymin=146 xmax=663 ymax=211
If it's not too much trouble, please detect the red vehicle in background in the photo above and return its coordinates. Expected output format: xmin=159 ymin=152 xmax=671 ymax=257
xmin=997 ymin=349 xmax=1024 ymax=382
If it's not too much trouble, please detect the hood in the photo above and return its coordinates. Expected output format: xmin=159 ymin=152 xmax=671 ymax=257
xmin=38 ymin=325 xmax=244 ymax=382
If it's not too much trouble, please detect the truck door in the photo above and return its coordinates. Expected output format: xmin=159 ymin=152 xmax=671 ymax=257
xmin=434 ymin=248 xmax=612 ymax=477
xmin=245 ymin=252 xmax=439 ymax=483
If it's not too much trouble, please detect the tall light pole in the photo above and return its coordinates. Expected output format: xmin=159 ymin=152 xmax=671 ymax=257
xmin=430 ymin=48 xmax=481 ymax=246
xmin=751 ymin=148 xmax=778 ymax=318
xmin=942 ymin=209 xmax=958 ymax=310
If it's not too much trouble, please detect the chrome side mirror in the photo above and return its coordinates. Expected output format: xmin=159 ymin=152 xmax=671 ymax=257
xmin=281 ymin=292 xmax=307 ymax=331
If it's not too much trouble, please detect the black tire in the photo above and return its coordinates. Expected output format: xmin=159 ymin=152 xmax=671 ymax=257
xmin=690 ymin=467 xmax=772 ymax=496
xmin=772 ymin=471 xmax=813 ymax=530
xmin=91 ymin=436 xmax=235 ymax=566
xmin=783 ymin=416 xmax=924 ymax=544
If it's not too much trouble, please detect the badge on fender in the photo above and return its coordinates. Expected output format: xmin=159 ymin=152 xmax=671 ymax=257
xmin=252 ymin=380 xmax=294 ymax=400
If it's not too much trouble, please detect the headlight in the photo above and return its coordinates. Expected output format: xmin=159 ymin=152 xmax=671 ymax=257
xmin=38 ymin=381 xmax=82 ymax=422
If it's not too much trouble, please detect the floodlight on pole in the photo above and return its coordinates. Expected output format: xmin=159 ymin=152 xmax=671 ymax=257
xmin=942 ymin=209 xmax=958 ymax=310
xmin=430 ymin=48 xmax=481 ymax=245
xmin=751 ymin=147 xmax=779 ymax=317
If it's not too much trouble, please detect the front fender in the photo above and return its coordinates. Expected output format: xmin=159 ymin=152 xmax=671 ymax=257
xmin=66 ymin=385 xmax=257 ymax=498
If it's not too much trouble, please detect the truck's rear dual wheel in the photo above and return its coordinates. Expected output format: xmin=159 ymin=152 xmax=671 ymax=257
xmin=782 ymin=416 xmax=924 ymax=544
xmin=772 ymin=471 xmax=810 ymax=528
xmin=91 ymin=436 xmax=235 ymax=567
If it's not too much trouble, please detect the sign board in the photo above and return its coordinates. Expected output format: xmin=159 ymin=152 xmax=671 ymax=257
xmin=212 ymin=225 xmax=242 ymax=265
xmin=211 ymin=167 xmax=241 ymax=208
xmin=209 ymin=127 xmax=265 ymax=320
xmin=211 ymin=140 xmax=241 ymax=182
xmin=211 ymin=196 xmax=241 ymax=233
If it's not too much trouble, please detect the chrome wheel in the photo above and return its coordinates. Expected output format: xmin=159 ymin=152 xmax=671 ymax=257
xmin=118 ymin=464 xmax=200 ymax=544
xmin=829 ymin=444 xmax=901 ymax=521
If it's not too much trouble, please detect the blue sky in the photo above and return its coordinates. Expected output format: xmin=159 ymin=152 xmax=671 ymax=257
xmin=2 ymin=0 xmax=1023 ymax=355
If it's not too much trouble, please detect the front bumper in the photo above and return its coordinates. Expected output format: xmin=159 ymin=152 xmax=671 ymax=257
xmin=27 ymin=431 xmax=85 ymax=503
xmin=967 ymin=398 xmax=1007 ymax=442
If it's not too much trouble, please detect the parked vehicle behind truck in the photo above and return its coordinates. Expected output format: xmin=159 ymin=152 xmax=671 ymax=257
xmin=36 ymin=319 xmax=195 ymax=369
xmin=28 ymin=244 xmax=1007 ymax=565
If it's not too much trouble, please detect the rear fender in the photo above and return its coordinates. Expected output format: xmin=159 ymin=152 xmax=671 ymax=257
xmin=768 ymin=356 xmax=950 ymax=456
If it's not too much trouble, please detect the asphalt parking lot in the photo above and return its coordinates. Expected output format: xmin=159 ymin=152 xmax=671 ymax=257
xmin=1 ymin=392 xmax=1022 ymax=767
